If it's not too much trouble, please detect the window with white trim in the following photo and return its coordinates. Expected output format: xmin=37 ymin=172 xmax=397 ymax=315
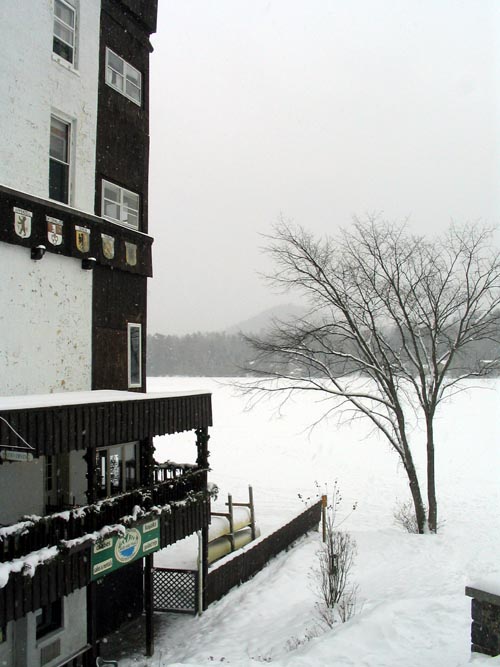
xmin=128 ymin=323 xmax=142 ymax=388
xmin=53 ymin=0 xmax=76 ymax=65
xmin=102 ymin=180 xmax=140 ymax=229
xmin=106 ymin=48 xmax=142 ymax=105
xmin=49 ymin=116 xmax=71 ymax=204
xmin=96 ymin=443 xmax=139 ymax=499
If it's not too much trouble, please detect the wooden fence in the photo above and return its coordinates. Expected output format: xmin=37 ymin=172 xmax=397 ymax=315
xmin=205 ymin=500 xmax=321 ymax=608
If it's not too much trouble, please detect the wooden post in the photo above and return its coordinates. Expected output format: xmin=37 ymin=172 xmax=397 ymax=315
xmin=227 ymin=494 xmax=235 ymax=551
xmin=87 ymin=581 xmax=98 ymax=664
xmin=321 ymin=495 xmax=327 ymax=542
xmin=202 ymin=524 xmax=209 ymax=611
xmin=144 ymin=554 xmax=154 ymax=657
xmin=195 ymin=428 xmax=210 ymax=471
xmin=84 ymin=447 xmax=96 ymax=505
xmin=249 ymin=486 xmax=256 ymax=540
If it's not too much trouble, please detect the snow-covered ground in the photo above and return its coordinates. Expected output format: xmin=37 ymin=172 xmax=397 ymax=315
xmin=113 ymin=376 xmax=500 ymax=667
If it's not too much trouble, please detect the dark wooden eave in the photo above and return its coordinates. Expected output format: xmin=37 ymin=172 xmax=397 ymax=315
xmin=0 ymin=184 xmax=153 ymax=277
xmin=0 ymin=390 xmax=212 ymax=456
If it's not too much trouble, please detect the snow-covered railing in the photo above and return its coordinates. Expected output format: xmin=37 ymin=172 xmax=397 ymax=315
xmin=0 ymin=466 xmax=207 ymax=563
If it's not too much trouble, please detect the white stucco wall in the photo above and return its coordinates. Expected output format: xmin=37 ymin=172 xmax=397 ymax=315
xmin=69 ymin=450 xmax=88 ymax=505
xmin=0 ymin=0 xmax=100 ymax=214
xmin=3 ymin=588 xmax=88 ymax=667
xmin=0 ymin=244 xmax=92 ymax=396
xmin=0 ymin=620 xmax=13 ymax=667
xmin=0 ymin=458 xmax=44 ymax=525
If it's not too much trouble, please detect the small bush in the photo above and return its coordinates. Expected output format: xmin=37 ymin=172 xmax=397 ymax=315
xmin=314 ymin=527 xmax=358 ymax=626
xmin=393 ymin=500 xmax=421 ymax=534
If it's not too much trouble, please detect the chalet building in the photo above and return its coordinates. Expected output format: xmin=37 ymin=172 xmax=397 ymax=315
xmin=0 ymin=2 xmax=212 ymax=666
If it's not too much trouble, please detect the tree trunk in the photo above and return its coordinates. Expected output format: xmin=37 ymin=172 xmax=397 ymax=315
xmin=426 ymin=417 xmax=437 ymax=532
xmin=403 ymin=454 xmax=427 ymax=533
xmin=396 ymin=409 xmax=427 ymax=533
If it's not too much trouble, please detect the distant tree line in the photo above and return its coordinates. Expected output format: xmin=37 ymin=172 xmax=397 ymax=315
xmin=147 ymin=332 xmax=258 ymax=376
xmin=147 ymin=325 xmax=499 ymax=378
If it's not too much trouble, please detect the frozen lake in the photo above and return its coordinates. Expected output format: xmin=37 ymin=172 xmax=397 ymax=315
xmin=116 ymin=376 xmax=500 ymax=667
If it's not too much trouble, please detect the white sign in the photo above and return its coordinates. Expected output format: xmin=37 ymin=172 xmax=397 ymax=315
xmin=0 ymin=450 xmax=34 ymax=463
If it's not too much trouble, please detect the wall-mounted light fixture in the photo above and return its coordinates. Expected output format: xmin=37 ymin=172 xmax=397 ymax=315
xmin=82 ymin=257 xmax=97 ymax=271
xmin=31 ymin=245 xmax=46 ymax=261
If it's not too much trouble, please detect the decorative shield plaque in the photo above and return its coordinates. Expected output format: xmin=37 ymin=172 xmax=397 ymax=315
xmin=101 ymin=233 xmax=115 ymax=260
xmin=125 ymin=242 xmax=137 ymax=267
xmin=75 ymin=226 xmax=90 ymax=253
xmin=46 ymin=216 xmax=63 ymax=246
xmin=14 ymin=207 xmax=32 ymax=239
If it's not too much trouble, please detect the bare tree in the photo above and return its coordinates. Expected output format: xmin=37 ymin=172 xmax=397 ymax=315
xmin=246 ymin=219 xmax=500 ymax=533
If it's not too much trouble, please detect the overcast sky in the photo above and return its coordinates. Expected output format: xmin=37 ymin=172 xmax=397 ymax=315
xmin=147 ymin=0 xmax=500 ymax=335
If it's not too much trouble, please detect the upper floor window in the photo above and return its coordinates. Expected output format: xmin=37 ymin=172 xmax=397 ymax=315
xmin=102 ymin=180 xmax=140 ymax=230
xmin=53 ymin=0 xmax=76 ymax=65
xmin=106 ymin=48 xmax=142 ymax=105
xmin=49 ymin=116 xmax=71 ymax=204
xmin=128 ymin=323 xmax=142 ymax=388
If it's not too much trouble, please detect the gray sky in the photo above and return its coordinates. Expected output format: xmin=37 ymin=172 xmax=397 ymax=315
xmin=147 ymin=0 xmax=500 ymax=335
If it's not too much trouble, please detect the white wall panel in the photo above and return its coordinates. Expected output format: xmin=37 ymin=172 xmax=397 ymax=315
xmin=0 ymin=244 xmax=92 ymax=396
xmin=0 ymin=1 xmax=100 ymax=214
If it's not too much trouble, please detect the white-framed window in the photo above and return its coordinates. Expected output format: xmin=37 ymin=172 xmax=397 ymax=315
xmin=128 ymin=323 xmax=142 ymax=388
xmin=102 ymin=180 xmax=140 ymax=230
xmin=53 ymin=0 xmax=76 ymax=65
xmin=49 ymin=115 xmax=71 ymax=204
xmin=96 ymin=442 xmax=139 ymax=499
xmin=105 ymin=48 xmax=142 ymax=105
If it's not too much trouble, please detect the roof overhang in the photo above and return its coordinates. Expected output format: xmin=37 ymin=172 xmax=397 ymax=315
xmin=0 ymin=390 xmax=212 ymax=456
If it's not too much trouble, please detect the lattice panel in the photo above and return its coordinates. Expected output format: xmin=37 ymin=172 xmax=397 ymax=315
xmin=153 ymin=568 xmax=198 ymax=614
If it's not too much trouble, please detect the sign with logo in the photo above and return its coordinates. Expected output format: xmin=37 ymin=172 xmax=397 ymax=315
xmin=101 ymin=233 xmax=115 ymax=260
xmin=90 ymin=519 xmax=160 ymax=581
xmin=13 ymin=207 xmax=32 ymax=238
xmin=75 ymin=226 xmax=90 ymax=253
xmin=125 ymin=242 xmax=137 ymax=267
xmin=46 ymin=216 xmax=63 ymax=246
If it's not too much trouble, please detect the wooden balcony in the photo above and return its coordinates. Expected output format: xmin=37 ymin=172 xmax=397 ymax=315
xmin=0 ymin=468 xmax=211 ymax=626
xmin=0 ymin=467 xmax=208 ymax=563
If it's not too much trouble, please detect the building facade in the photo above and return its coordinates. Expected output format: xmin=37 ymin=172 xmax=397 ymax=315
xmin=0 ymin=3 xmax=212 ymax=666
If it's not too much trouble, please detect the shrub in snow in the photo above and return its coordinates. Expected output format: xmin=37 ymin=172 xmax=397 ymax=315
xmin=314 ymin=527 xmax=358 ymax=627
xmin=393 ymin=499 xmax=421 ymax=534
xmin=310 ymin=485 xmax=359 ymax=627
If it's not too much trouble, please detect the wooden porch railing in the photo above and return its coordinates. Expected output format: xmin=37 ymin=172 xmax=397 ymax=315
xmin=0 ymin=466 xmax=207 ymax=563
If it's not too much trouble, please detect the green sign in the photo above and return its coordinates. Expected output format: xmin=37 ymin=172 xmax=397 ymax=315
xmin=91 ymin=518 xmax=161 ymax=581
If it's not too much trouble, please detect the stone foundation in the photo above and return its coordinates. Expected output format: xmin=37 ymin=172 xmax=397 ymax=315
xmin=466 ymin=586 xmax=500 ymax=656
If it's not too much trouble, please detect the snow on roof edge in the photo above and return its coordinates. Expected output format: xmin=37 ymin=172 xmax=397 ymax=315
xmin=0 ymin=389 xmax=211 ymax=411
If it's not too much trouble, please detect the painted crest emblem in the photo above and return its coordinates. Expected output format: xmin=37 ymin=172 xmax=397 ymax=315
xmin=114 ymin=528 xmax=141 ymax=564
xmin=101 ymin=233 xmax=115 ymax=260
xmin=14 ymin=207 xmax=32 ymax=239
xmin=125 ymin=242 xmax=137 ymax=267
xmin=46 ymin=216 xmax=63 ymax=246
xmin=75 ymin=225 xmax=90 ymax=253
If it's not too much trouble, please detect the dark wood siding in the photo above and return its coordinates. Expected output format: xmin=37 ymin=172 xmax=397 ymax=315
xmin=96 ymin=0 xmax=153 ymax=234
xmin=92 ymin=265 xmax=147 ymax=390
